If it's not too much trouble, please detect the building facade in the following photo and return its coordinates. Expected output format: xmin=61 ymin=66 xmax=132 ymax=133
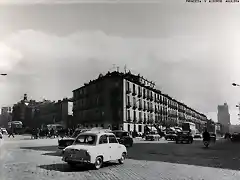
xmin=12 ymin=94 xmax=73 ymax=128
xmin=0 ymin=107 xmax=12 ymax=128
xmin=73 ymin=71 xmax=207 ymax=134
xmin=217 ymin=103 xmax=231 ymax=133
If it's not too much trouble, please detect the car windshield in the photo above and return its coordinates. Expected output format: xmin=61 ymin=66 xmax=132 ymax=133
xmin=74 ymin=134 xmax=96 ymax=145
xmin=113 ymin=131 xmax=129 ymax=138
xmin=71 ymin=130 xmax=81 ymax=138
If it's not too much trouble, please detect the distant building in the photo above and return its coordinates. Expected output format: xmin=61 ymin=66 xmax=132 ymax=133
xmin=0 ymin=106 xmax=12 ymax=128
xmin=229 ymin=125 xmax=240 ymax=134
xmin=217 ymin=103 xmax=231 ymax=133
xmin=12 ymin=94 xmax=73 ymax=128
xmin=72 ymin=71 xmax=207 ymax=133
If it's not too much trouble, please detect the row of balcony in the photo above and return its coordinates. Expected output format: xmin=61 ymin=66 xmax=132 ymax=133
xmin=127 ymin=101 xmax=202 ymax=120
xmin=125 ymin=116 xmax=176 ymax=124
xmin=127 ymin=89 xmax=168 ymax=101
xmin=126 ymin=90 xmax=198 ymax=114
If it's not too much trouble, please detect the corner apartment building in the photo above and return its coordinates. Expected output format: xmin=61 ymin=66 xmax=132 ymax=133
xmin=73 ymin=71 xmax=207 ymax=133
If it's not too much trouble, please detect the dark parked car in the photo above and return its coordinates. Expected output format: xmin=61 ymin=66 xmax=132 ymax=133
xmin=224 ymin=132 xmax=231 ymax=139
xmin=112 ymin=130 xmax=133 ymax=147
xmin=58 ymin=128 xmax=89 ymax=149
xmin=194 ymin=133 xmax=202 ymax=139
xmin=145 ymin=132 xmax=161 ymax=141
xmin=231 ymin=133 xmax=240 ymax=142
xmin=175 ymin=131 xmax=193 ymax=144
xmin=165 ymin=131 xmax=177 ymax=141
xmin=209 ymin=132 xmax=216 ymax=143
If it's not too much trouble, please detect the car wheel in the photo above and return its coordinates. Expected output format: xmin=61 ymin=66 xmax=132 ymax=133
xmin=176 ymin=140 xmax=179 ymax=144
xmin=94 ymin=156 xmax=103 ymax=170
xmin=118 ymin=152 xmax=126 ymax=164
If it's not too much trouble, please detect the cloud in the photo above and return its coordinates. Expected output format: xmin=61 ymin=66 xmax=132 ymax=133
xmin=0 ymin=43 xmax=22 ymax=72
xmin=0 ymin=0 xmax=170 ymax=5
xmin=0 ymin=29 xmax=239 ymax=124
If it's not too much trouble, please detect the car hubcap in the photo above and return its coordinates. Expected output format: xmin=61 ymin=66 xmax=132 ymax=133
xmin=95 ymin=158 xmax=102 ymax=168
xmin=120 ymin=154 xmax=125 ymax=163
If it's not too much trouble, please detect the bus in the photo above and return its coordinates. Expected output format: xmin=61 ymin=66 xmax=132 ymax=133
xmin=47 ymin=124 xmax=64 ymax=131
xmin=8 ymin=121 xmax=23 ymax=134
xmin=182 ymin=122 xmax=197 ymax=136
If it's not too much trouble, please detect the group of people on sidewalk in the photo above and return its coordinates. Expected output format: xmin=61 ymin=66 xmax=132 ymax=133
xmin=30 ymin=127 xmax=75 ymax=139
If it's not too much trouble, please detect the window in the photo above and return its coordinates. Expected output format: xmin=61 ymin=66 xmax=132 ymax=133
xmin=139 ymin=111 xmax=142 ymax=120
xmin=128 ymin=124 xmax=130 ymax=131
xmin=99 ymin=135 xmax=108 ymax=144
xmin=133 ymin=97 xmax=136 ymax=106
xmin=138 ymin=125 xmax=142 ymax=132
xmin=96 ymin=96 xmax=99 ymax=105
xmin=127 ymin=96 xmax=131 ymax=105
xmin=133 ymin=84 xmax=136 ymax=93
xmin=133 ymin=111 xmax=136 ymax=120
xmin=127 ymin=110 xmax=130 ymax=119
xmin=109 ymin=135 xmax=118 ymax=143
xmin=126 ymin=81 xmax=130 ymax=91
xmin=138 ymin=86 xmax=141 ymax=95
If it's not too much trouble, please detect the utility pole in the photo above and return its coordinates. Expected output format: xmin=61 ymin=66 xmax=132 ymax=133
xmin=237 ymin=103 xmax=240 ymax=121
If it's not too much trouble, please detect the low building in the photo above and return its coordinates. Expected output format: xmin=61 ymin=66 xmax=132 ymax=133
xmin=72 ymin=71 xmax=207 ymax=133
xmin=0 ymin=107 xmax=12 ymax=128
xmin=12 ymin=94 xmax=73 ymax=129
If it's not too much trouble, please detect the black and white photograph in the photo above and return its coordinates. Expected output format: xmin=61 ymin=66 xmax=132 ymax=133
xmin=0 ymin=0 xmax=240 ymax=180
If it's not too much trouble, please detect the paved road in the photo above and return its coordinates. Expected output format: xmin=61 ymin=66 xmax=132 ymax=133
xmin=0 ymin=135 xmax=240 ymax=180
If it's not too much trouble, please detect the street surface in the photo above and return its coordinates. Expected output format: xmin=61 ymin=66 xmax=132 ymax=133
xmin=1 ymin=135 xmax=240 ymax=180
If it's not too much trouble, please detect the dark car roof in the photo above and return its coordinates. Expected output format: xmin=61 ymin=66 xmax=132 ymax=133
xmin=112 ymin=130 xmax=128 ymax=132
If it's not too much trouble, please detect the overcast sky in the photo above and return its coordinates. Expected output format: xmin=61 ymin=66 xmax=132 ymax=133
xmin=0 ymin=0 xmax=240 ymax=124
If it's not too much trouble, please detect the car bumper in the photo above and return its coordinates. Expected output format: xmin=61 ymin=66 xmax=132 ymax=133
xmin=62 ymin=156 xmax=91 ymax=164
xmin=58 ymin=146 xmax=67 ymax=149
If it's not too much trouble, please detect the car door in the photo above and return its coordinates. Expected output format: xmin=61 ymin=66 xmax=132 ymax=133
xmin=98 ymin=135 xmax=111 ymax=161
xmin=108 ymin=135 xmax=121 ymax=160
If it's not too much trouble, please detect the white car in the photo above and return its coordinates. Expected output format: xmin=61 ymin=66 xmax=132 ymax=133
xmin=62 ymin=129 xmax=127 ymax=169
xmin=0 ymin=128 xmax=8 ymax=135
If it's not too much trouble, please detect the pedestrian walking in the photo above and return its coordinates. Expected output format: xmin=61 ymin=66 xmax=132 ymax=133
xmin=8 ymin=126 xmax=14 ymax=138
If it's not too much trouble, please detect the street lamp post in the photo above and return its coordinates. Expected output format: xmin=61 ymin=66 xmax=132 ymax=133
xmin=232 ymin=83 xmax=240 ymax=87
xmin=232 ymin=82 xmax=240 ymax=121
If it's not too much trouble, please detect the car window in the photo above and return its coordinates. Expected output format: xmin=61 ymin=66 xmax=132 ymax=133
xmin=99 ymin=135 xmax=108 ymax=144
xmin=74 ymin=135 xmax=96 ymax=145
xmin=109 ymin=135 xmax=118 ymax=143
